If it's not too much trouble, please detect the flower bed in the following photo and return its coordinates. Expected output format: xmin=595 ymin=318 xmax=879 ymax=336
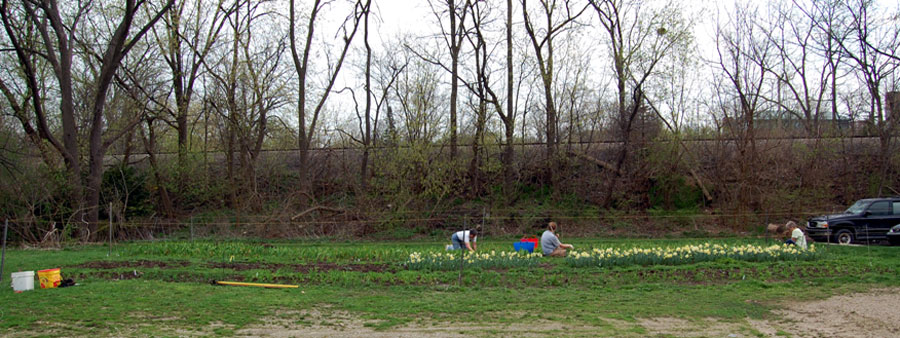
xmin=406 ymin=250 xmax=543 ymax=270
xmin=566 ymin=243 xmax=820 ymax=268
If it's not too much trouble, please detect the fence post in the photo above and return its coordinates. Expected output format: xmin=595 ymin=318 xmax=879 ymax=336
xmin=1 ymin=219 xmax=8 ymax=283
xmin=190 ymin=216 xmax=194 ymax=242
xmin=482 ymin=207 xmax=486 ymax=236
xmin=458 ymin=220 xmax=467 ymax=287
xmin=108 ymin=202 xmax=113 ymax=257
xmin=458 ymin=249 xmax=465 ymax=287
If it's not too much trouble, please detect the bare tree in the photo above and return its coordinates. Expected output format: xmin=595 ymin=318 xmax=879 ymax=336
xmin=204 ymin=0 xmax=287 ymax=211
xmin=360 ymin=0 xmax=373 ymax=190
xmin=153 ymin=0 xmax=236 ymax=166
xmin=367 ymin=42 xmax=407 ymax=158
xmin=461 ymin=0 xmax=492 ymax=193
xmin=641 ymin=26 xmax=713 ymax=204
xmin=712 ymin=2 xmax=773 ymax=210
xmin=759 ymin=0 xmax=841 ymax=137
xmin=589 ymin=0 xmax=692 ymax=207
xmin=504 ymin=0 xmax=516 ymax=184
xmin=289 ymin=0 xmax=365 ymax=197
xmin=830 ymin=0 xmax=899 ymax=196
xmin=521 ymin=0 xmax=588 ymax=183
xmin=424 ymin=0 xmax=472 ymax=160
xmin=0 ymin=62 xmax=59 ymax=168
xmin=335 ymin=0 xmax=377 ymax=191
xmin=393 ymin=56 xmax=445 ymax=144
xmin=140 ymin=115 xmax=175 ymax=218
xmin=790 ymin=0 xmax=898 ymax=196
xmin=1 ymin=0 xmax=174 ymax=236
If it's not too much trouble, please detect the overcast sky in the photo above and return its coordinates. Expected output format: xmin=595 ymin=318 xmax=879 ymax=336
xmin=301 ymin=0 xmax=898 ymax=134
xmin=370 ymin=0 xmax=716 ymax=58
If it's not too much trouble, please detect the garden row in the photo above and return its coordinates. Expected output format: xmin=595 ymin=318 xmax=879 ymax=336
xmin=404 ymin=243 xmax=821 ymax=270
xmin=65 ymin=259 xmax=878 ymax=288
xmin=7 ymin=239 xmax=895 ymax=290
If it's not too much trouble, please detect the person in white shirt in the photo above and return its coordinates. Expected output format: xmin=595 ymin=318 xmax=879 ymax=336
xmin=450 ymin=230 xmax=477 ymax=251
xmin=784 ymin=221 xmax=808 ymax=249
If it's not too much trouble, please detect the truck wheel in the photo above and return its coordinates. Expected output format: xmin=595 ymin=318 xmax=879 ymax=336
xmin=834 ymin=230 xmax=854 ymax=245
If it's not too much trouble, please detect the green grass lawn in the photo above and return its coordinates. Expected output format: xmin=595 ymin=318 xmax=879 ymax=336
xmin=1 ymin=238 xmax=897 ymax=336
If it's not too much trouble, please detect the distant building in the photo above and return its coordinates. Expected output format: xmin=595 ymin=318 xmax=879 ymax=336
xmin=754 ymin=110 xmax=865 ymax=134
xmin=722 ymin=107 xmax=866 ymax=137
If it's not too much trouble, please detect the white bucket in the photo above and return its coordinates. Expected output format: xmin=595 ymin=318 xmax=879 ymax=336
xmin=11 ymin=271 xmax=35 ymax=292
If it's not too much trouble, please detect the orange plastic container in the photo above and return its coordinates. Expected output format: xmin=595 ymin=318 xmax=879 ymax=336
xmin=38 ymin=268 xmax=62 ymax=289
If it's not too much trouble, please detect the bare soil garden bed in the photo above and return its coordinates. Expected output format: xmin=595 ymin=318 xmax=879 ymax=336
xmin=207 ymin=261 xmax=395 ymax=273
xmin=75 ymin=260 xmax=191 ymax=269
xmin=74 ymin=260 xmax=395 ymax=273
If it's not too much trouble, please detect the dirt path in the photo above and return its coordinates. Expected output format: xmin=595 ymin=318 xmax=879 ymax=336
xmin=638 ymin=287 xmax=900 ymax=337
xmin=234 ymin=288 xmax=900 ymax=337
xmin=749 ymin=288 xmax=900 ymax=338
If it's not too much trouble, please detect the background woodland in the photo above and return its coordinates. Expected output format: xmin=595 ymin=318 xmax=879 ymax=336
xmin=0 ymin=0 xmax=898 ymax=243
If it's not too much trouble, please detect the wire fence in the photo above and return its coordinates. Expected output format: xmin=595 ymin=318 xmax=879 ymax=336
xmin=0 ymin=209 xmax=842 ymax=225
xmin=0 ymin=208 xmax=853 ymax=248
xmin=102 ymin=134 xmax=885 ymax=157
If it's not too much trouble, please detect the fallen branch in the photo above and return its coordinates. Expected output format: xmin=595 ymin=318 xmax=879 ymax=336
xmin=291 ymin=206 xmax=345 ymax=221
xmin=688 ymin=167 xmax=714 ymax=203
xmin=566 ymin=150 xmax=621 ymax=174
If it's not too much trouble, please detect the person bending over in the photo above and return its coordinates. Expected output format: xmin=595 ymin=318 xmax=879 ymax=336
xmin=541 ymin=222 xmax=573 ymax=257
xmin=451 ymin=229 xmax=478 ymax=251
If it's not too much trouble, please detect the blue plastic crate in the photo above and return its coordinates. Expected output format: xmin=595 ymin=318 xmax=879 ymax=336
xmin=513 ymin=241 xmax=535 ymax=253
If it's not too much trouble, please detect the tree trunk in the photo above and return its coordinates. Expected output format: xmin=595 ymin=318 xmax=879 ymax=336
xmin=3 ymin=0 xmax=174 ymax=240
xmin=361 ymin=0 xmax=372 ymax=190
xmin=298 ymin=142 xmax=310 ymax=202
xmin=226 ymin=124 xmax=237 ymax=208
xmin=504 ymin=0 xmax=515 ymax=186
xmin=85 ymin=120 xmax=106 ymax=238
xmin=176 ymin=100 xmax=189 ymax=163
xmin=470 ymin=100 xmax=486 ymax=194
xmin=142 ymin=119 xmax=174 ymax=218
xmin=449 ymin=0 xmax=460 ymax=160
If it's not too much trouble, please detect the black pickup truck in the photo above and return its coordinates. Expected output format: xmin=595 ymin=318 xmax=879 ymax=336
xmin=806 ymin=197 xmax=900 ymax=244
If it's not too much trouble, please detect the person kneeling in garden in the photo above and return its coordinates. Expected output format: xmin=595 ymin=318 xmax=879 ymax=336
xmin=451 ymin=229 xmax=477 ymax=251
xmin=783 ymin=221 xmax=808 ymax=249
xmin=541 ymin=222 xmax=573 ymax=257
